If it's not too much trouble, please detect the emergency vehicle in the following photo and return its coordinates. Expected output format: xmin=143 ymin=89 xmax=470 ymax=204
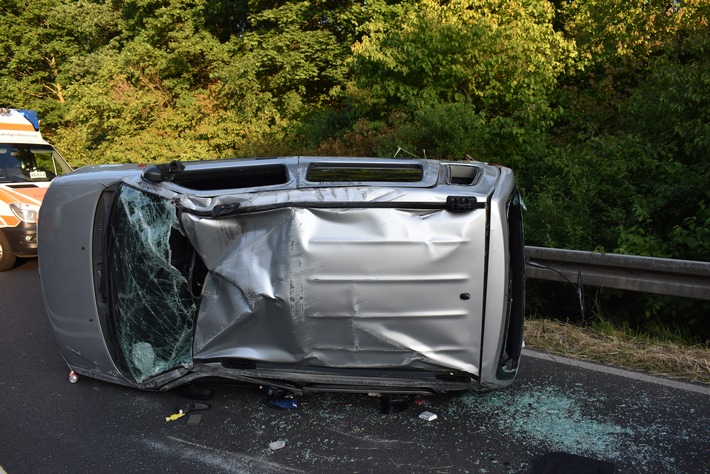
xmin=0 ymin=108 xmax=72 ymax=271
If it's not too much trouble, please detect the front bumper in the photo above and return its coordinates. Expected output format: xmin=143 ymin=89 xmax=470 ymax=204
xmin=2 ymin=222 xmax=38 ymax=257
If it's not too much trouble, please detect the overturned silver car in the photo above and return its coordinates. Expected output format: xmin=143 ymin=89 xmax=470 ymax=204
xmin=39 ymin=157 xmax=524 ymax=394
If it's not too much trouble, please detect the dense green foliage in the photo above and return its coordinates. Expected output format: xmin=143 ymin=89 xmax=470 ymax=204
xmin=2 ymin=0 xmax=708 ymax=338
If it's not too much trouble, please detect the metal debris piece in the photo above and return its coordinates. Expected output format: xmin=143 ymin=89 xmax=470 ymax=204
xmin=186 ymin=414 xmax=202 ymax=427
xmin=176 ymin=402 xmax=210 ymax=414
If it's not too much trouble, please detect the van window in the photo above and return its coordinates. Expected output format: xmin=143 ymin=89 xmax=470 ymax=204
xmin=0 ymin=144 xmax=72 ymax=183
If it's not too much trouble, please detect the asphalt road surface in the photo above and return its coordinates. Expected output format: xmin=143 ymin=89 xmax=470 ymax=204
xmin=1 ymin=259 xmax=709 ymax=473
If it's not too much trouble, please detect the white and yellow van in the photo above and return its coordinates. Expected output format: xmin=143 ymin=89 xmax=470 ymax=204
xmin=0 ymin=108 xmax=72 ymax=271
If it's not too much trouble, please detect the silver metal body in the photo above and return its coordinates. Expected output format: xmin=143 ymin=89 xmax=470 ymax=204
xmin=39 ymin=157 xmax=524 ymax=394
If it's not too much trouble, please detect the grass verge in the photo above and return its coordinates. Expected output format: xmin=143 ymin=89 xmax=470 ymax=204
xmin=524 ymin=318 xmax=710 ymax=385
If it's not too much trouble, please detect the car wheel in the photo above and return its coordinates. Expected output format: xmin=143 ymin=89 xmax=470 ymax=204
xmin=0 ymin=230 xmax=17 ymax=271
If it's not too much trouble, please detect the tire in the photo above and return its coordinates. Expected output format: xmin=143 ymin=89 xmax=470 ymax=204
xmin=0 ymin=230 xmax=17 ymax=271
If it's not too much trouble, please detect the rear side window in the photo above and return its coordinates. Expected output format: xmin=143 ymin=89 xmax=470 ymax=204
xmin=170 ymin=164 xmax=289 ymax=190
xmin=306 ymin=163 xmax=423 ymax=183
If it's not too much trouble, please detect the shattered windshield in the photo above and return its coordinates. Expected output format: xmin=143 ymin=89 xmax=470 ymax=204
xmin=108 ymin=184 xmax=198 ymax=383
xmin=0 ymin=144 xmax=72 ymax=183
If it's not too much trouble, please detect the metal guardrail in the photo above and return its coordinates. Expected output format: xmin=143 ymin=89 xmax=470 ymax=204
xmin=525 ymin=246 xmax=710 ymax=301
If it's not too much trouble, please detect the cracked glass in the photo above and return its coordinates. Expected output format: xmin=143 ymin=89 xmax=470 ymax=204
xmin=108 ymin=184 xmax=196 ymax=382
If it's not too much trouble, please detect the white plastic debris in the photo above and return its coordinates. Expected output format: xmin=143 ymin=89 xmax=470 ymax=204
xmin=418 ymin=411 xmax=438 ymax=421
xmin=269 ymin=440 xmax=286 ymax=450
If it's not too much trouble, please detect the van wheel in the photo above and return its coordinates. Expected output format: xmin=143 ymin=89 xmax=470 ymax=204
xmin=0 ymin=231 xmax=17 ymax=271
